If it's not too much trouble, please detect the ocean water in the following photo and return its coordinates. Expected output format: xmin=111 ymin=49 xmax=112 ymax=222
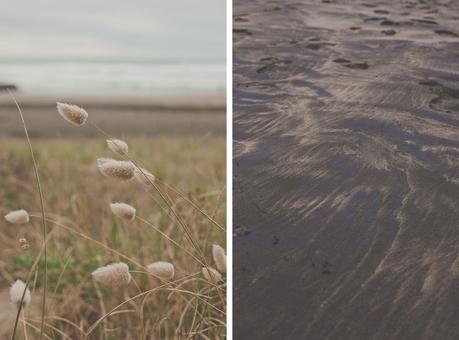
xmin=0 ymin=58 xmax=225 ymax=96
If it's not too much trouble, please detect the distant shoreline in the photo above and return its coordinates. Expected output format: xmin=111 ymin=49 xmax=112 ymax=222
xmin=0 ymin=93 xmax=225 ymax=113
xmin=0 ymin=93 xmax=225 ymax=138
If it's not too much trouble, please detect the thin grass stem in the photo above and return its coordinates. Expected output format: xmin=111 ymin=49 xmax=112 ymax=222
xmin=8 ymin=90 xmax=48 ymax=340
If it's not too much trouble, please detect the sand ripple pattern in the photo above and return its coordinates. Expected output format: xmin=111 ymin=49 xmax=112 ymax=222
xmin=233 ymin=0 xmax=459 ymax=339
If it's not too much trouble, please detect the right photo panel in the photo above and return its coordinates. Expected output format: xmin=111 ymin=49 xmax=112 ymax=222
xmin=233 ymin=0 xmax=459 ymax=339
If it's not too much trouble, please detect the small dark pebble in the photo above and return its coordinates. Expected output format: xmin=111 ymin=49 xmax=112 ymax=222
xmin=322 ymin=269 xmax=332 ymax=275
xmin=234 ymin=224 xmax=251 ymax=237
xmin=419 ymin=79 xmax=441 ymax=87
xmin=272 ymin=236 xmax=280 ymax=245
xmin=411 ymin=19 xmax=437 ymax=25
xmin=345 ymin=62 xmax=369 ymax=70
xmin=305 ymin=43 xmax=322 ymax=50
xmin=256 ymin=65 xmax=270 ymax=73
xmin=322 ymin=261 xmax=333 ymax=268
xmin=364 ymin=17 xmax=386 ymax=22
xmin=435 ymin=30 xmax=458 ymax=37
xmin=234 ymin=17 xmax=249 ymax=23
xmin=349 ymin=26 xmax=361 ymax=30
xmin=233 ymin=28 xmax=252 ymax=35
xmin=259 ymin=56 xmax=278 ymax=62
xmin=381 ymin=20 xmax=399 ymax=26
xmin=333 ymin=58 xmax=351 ymax=64
xmin=264 ymin=6 xmax=281 ymax=12
xmin=374 ymin=9 xmax=390 ymax=14
xmin=381 ymin=29 xmax=397 ymax=35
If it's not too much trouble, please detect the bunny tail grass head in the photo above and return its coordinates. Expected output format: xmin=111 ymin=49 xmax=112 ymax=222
xmin=134 ymin=167 xmax=156 ymax=186
xmin=202 ymin=267 xmax=222 ymax=284
xmin=5 ymin=209 xmax=29 ymax=224
xmin=56 ymin=102 xmax=88 ymax=126
xmin=147 ymin=261 xmax=175 ymax=280
xmin=97 ymin=159 xmax=135 ymax=180
xmin=110 ymin=202 xmax=136 ymax=221
xmin=107 ymin=139 xmax=128 ymax=156
xmin=10 ymin=280 xmax=31 ymax=308
xmin=212 ymin=244 xmax=227 ymax=273
xmin=96 ymin=157 xmax=113 ymax=168
xmin=91 ymin=262 xmax=131 ymax=286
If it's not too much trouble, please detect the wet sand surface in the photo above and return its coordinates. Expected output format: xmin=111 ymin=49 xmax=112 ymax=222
xmin=233 ymin=0 xmax=459 ymax=339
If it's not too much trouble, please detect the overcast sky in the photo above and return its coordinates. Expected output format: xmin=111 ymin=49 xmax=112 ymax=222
xmin=0 ymin=0 xmax=226 ymax=61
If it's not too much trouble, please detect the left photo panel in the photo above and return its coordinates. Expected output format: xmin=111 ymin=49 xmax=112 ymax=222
xmin=0 ymin=1 xmax=227 ymax=339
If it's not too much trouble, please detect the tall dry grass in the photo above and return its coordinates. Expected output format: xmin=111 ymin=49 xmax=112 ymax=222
xmin=1 ymin=101 xmax=226 ymax=339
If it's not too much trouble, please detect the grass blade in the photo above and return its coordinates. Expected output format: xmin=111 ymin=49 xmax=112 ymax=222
xmin=8 ymin=90 xmax=48 ymax=340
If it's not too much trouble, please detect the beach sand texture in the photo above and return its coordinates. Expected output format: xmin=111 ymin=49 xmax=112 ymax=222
xmin=233 ymin=0 xmax=459 ymax=339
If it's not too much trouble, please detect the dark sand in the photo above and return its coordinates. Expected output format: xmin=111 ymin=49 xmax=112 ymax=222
xmin=233 ymin=0 xmax=459 ymax=339
xmin=0 ymin=94 xmax=225 ymax=138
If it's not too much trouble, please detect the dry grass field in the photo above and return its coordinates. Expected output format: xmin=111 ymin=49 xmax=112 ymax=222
xmin=0 ymin=101 xmax=226 ymax=339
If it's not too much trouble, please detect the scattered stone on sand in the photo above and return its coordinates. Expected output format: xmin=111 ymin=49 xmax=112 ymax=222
xmin=234 ymin=224 xmax=251 ymax=237
xmin=322 ymin=261 xmax=333 ymax=268
xmin=381 ymin=29 xmax=397 ymax=35
xmin=234 ymin=16 xmax=249 ymax=23
xmin=381 ymin=20 xmax=399 ymax=26
xmin=344 ymin=61 xmax=369 ymax=70
xmin=364 ymin=17 xmax=387 ymax=22
xmin=264 ymin=6 xmax=281 ymax=12
xmin=233 ymin=28 xmax=252 ymax=36
xmin=305 ymin=43 xmax=322 ymax=50
xmin=434 ymin=29 xmax=458 ymax=37
xmin=333 ymin=58 xmax=351 ymax=64
xmin=412 ymin=18 xmax=438 ymax=25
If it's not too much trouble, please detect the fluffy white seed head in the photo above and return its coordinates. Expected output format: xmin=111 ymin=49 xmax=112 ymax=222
xmin=96 ymin=158 xmax=113 ymax=168
xmin=147 ymin=261 xmax=175 ymax=280
xmin=4 ymin=209 xmax=29 ymax=224
xmin=201 ymin=267 xmax=222 ymax=284
xmin=97 ymin=159 xmax=135 ymax=180
xmin=107 ymin=139 xmax=128 ymax=156
xmin=91 ymin=262 xmax=131 ymax=286
xmin=10 ymin=280 xmax=31 ymax=308
xmin=212 ymin=244 xmax=227 ymax=273
xmin=56 ymin=102 xmax=88 ymax=126
xmin=134 ymin=167 xmax=156 ymax=186
xmin=110 ymin=202 xmax=136 ymax=221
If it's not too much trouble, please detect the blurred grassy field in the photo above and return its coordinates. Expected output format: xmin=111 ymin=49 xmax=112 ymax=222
xmin=0 ymin=137 xmax=226 ymax=339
